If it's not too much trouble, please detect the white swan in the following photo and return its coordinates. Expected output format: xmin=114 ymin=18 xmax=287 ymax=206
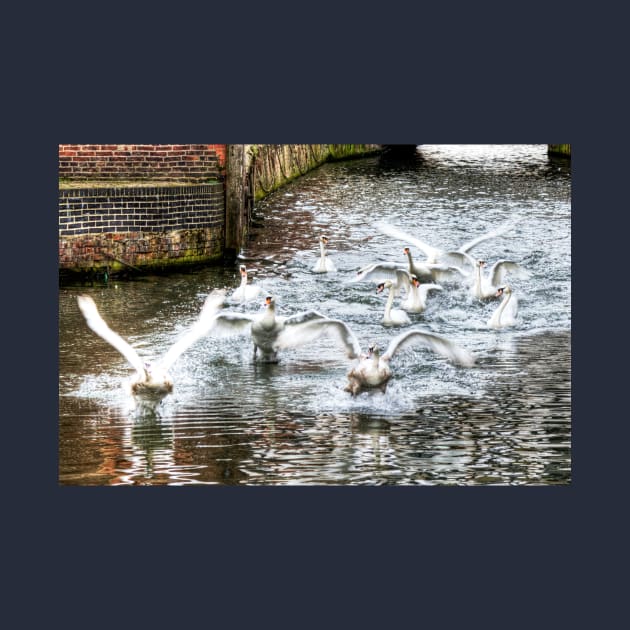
xmin=402 ymin=246 xmax=465 ymax=283
xmin=345 ymin=329 xmax=475 ymax=395
xmin=353 ymin=266 xmax=433 ymax=321
xmin=487 ymin=285 xmax=519 ymax=329
xmin=376 ymin=280 xmax=411 ymax=327
xmin=458 ymin=257 xmax=529 ymax=299
xmin=229 ymin=264 xmax=263 ymax=303
xmin=77 ymin=289 xmax=226 ymax=398
xmin=207 ymin=295 xmax=360 ymax=363
xmin=377 ymin=219 xmax=519 ymax=266
xmin=312 ymin=235 xmax=337 ymax=273
xmin=401 ymin=275 xmax=443 ymax=313
xmin=353 ymin=262 xmax=413 ymax=289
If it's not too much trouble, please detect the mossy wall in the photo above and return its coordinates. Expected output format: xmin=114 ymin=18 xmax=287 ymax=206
xmin=58 ymin=183 xmax=225 ymax=278
xmin=548 ymin=144 xmax=571 ymax=157
xmin=246 ymin=144 xmax=381 ymax=202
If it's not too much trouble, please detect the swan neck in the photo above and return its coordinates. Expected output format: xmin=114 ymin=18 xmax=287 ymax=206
xmin=262 ymin=302 xmax=276 ymax=323
xmin=497 ymin=292 xmax=511 ymax=324
xmin=384 ymin=286 xmax=395 ymax=315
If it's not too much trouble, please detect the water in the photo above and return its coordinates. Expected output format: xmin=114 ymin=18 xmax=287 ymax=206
xmin=58 ymin=144 xmax=571 ymax=486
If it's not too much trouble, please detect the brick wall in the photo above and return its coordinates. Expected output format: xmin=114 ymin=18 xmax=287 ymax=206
xmin=59 ymin=183 xmax=225 ymax=274
xmin=58 ymin=144 xmax=228 ymax=275
xmin=59 ymin=184 xmax=224 ymax=236
xmin=59 ymin=144 xmax=227 ymax=182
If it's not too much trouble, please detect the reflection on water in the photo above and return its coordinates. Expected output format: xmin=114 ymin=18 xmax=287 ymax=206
xmin=59 ymin=144 xmax=571 ymax=486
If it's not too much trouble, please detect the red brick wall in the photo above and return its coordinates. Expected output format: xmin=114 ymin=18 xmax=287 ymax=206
xmin=59 ymin=144 xmax=227 ymax=182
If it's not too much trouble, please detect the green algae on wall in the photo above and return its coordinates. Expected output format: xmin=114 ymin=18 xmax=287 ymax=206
xmin=548 ymin=144 xmax=571 ymax=157
xmin=248 ymin=144 xmax=381 ymax=202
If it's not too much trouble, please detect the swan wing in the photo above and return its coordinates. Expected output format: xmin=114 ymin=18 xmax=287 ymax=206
xmin=427 ymin=264 xmax=467 ymax=282
xmin=457 ymin=219 xmax=521 ymax=254
xmin=382 ymin=329 xmax=475 ymax=367
xmin=283 ymin=310 xmax=328 ymax=326
xmin=205 ymin=312 xmax=256 ymax=337
xmin=274 ymin=318 xmax=362 ymax=358
xmin=393 ymin=268 xmax=412 ymax=291
xmin=489 ymin=260 xmax=529 ymax=287
xmin=441 ymin=250 xmax=476 ymax=271
xmin=158 ymin=289 xmax=227 ymax=370
xmin=376 ymin=222 xmax=443 ymax=262
xmin=353 ymin=262 xmax=408 ymax=284
xmin=77 ymin=296 xmax=146 ymax=378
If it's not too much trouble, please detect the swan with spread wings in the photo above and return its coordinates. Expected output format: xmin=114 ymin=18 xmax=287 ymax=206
xmin=206 ymin=295 xmax=360 ymax=363
xmin=344 ymin=328 xmax=475 ymax=396
xmin=77 ymin=289 xmax=226 ymax=398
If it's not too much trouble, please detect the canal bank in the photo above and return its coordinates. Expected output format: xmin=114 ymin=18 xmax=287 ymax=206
xmin=59 ymin=144 xmax=381 ymax=278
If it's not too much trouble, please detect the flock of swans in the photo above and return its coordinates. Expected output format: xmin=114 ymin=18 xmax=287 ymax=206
xmin=77 ymin=218 xmax=529 ymax=405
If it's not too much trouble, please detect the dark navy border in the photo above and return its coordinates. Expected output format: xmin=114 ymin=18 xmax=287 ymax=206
xmin=8 ymin=5 xmax=614 ymax=628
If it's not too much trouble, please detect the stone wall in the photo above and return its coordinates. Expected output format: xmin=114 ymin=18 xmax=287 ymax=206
xmin=245 ymin=144 xmax=381 ymax=201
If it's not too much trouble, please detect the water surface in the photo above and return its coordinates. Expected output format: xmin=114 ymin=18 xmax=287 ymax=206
xmin=59 ymin=144 xmax=571 ymax=485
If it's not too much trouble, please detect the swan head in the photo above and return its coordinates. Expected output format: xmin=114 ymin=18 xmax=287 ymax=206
xmin=319 ymin=235 xmax=329 ymax=244
xmin=495 ymin=285 xmax=511 ymax=297
xmin=239 ymin=264 xmax=248 ymax=277
xmin=410 ymin=275 xmax=420 ymax=287
xmin=403 ymin=246 xmax=411 ymax=256
xmin=375 ymin=281 xmax=393 ymax=294
xmin=264 ymin=295 xmax=276 ymax=308
xmin=477 ymin=259 xmax=486 ymax=268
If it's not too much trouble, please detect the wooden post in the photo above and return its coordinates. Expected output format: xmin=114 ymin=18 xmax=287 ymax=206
xmin=548 ymin=144 xmax=571 ymax=158
xmin=225 ymin=144 xmax=245 ymax=257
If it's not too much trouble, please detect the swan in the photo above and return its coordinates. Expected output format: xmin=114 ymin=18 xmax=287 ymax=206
xmin=353 ymin=262 xmax=413 ymax=289
xmin=312 ymin=235 xmax=337 ymax=273
xmin=487 ymin=285 xmax=519 ymax=329
xmin=229 ymin=264 xmax=263 ymax=303
xmin=401 ymin=275 xmax=443 ymax=313
xmin=402 ymin=246 xmax=465 ymax=283
xmin=344 ymin=328 xmax=475 ymax=396
xmin=207 ymin=295 xmax=360 ymax=363
xmin=76 ymin=289 xmax=226 ymax=398
xmin=377 ymin=219 xmax=520 ymax=266
xmin=457 ymin=257 xmax=529 ymax=299
xmin=353 ymin=266 xmax=429 ymax=322
xmin=376 ymin=280 xmax=411 ymax=327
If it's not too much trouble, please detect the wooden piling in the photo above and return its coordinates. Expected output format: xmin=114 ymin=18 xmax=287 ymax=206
xmin=225 ymin=144 xmax=246 ymax=256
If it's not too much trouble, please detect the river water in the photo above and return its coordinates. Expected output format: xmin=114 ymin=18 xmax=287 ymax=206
xmin=58 ymin=144 xmax=571 ymax=486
